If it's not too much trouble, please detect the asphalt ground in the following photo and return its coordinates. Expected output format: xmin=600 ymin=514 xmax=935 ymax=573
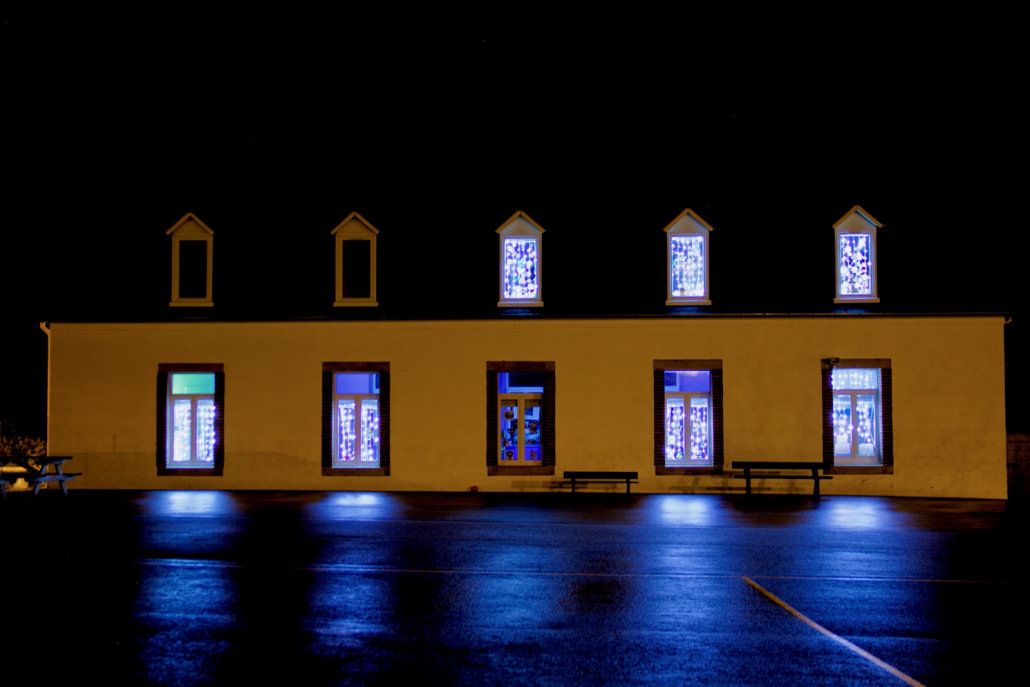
xmin=2 ymin=489 xmax=1027 ymax=686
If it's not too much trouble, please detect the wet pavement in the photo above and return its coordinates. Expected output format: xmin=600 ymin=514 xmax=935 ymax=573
xmin=2 ymin=490 xmax=1027 ymax=686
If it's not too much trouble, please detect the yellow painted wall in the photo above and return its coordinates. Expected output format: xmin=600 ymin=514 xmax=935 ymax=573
xmin=45 ymin=316 xmax=1008 ymax=498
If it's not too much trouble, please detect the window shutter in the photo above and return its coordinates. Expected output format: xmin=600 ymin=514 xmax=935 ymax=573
xmin=378 ymin=369 xmax=391 ymax=473
xmin=321 ymin=370 xmax=334 ymax=472
xmin=711 ymin=367 xmax=724 ymax=471
xmin=654 ymin=368 xmax=665 ymax=468
xmin=486 ymin=369 xmax=498 ymax=468
xmin=821 ymin=361 xmax=833 ymax=469
xmin=880 ymin=366 xmax=893 ymax=465
xmin=155 ymin=370 xmax=169 ymax=473
xmin=542 ymin=369 xmax=555 ymax=468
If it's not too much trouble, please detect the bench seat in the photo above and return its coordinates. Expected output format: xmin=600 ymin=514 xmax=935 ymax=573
xmin=563 ymin=471 xmax=638 ymax=493
xmin=731 ymin=461 xmax=831 ymax=496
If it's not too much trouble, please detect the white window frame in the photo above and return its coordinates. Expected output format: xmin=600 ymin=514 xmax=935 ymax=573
xmin=167 ymin=386 xmax=216 ymax=467
xmin=496 ymin=210 xmax=545 ymax=308
xmin=663 ymin=209 xmax=713 ymax=305
xmin=833 ymin=205 xmax=881 ymax=304
xmin=332 ymin=212 xmax=379 ymax=307
xmin=831 ymin=368 xmax=883 ymax=467
xmin=167 ymin=213 xmax=214 ymax=307
xmin=663 ymin=380 xmax=714 ymax=468
xmin=498 ymin=393 xmax=544 ymax=465
xmin=332 ymin=390 xmax=381 ymax=468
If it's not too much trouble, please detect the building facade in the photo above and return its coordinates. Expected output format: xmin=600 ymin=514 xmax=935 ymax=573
xmin=42 ymin=207 xmax=1010 ymax=497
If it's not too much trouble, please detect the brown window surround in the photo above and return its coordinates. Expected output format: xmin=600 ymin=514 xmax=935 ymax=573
xmin=821 ymin=358 xmax=894 ymax=475
xmin=486 ymin=361 xmax=555 ymax=476
xmin=653 ymin=359 xmax=724 ymax=476
xmin=322 ymin=362 xmax=390 ymax=476
xmin=156 ymin=363 xmax=224 ymax=477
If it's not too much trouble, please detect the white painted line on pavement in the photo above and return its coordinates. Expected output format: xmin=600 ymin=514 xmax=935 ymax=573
xmin=742 ymin=576 xmax=926 ymax=687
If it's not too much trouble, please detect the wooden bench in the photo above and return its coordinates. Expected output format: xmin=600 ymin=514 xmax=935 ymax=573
xmin=731 ymin=461 xmax=832 ymax=496
xmin=563 ymin=471 xmax=638 ymax=493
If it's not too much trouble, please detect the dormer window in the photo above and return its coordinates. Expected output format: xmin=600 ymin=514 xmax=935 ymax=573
xmin=332 ymin=212 xmax=379 ymax=307
xmin=167 ymin=213 xmax=214 ymax=307
xmin=497 ymin=210 xmax=544 ymax=308
xmin=834 ymin=205 xmax=882 ymax=303
xmin=664 ymin=209 xmax=714 ymax=305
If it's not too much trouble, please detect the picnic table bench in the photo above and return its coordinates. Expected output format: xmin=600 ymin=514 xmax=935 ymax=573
xmin=563 ymin=471 xmax=638 ymax=493
xmin=731 ymin=461 xmax=832 ymax=496
xmin=0 ymin=455 xmax=79 ymax=497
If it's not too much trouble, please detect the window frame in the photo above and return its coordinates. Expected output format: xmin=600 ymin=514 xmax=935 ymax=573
xmin=156 ymin=363 xmax=224 ymax=476
xmin=663 ymin=209 xmax=714 ymax=306
xmin=167 ymin=213 xmax=214 ymax=308
xmin=496 ymin=211 xmax=545 ymax=308
xmin=821 ymin=358 xmax=893 ymax=474
xmin=833 ymin=205 xmax=881 ymax=304
xmin=654 ymin=360 xmax=724 ymax=475
xmin=322 ymin=362 xmax=390 ymax=476
xmin=332 ymin=212 xmax=379 ymax=307
xmin=486 ymin=361 xmax=555 ymax=475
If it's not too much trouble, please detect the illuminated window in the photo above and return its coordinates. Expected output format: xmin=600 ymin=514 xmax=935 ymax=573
xmin=496 ymin=211 xmax=545 ymax=307
xmin=332 ymin=212 xmax=379 ymax=307
xmin=487 ymin=362 xmax=554 ymax=475
xmin=322 ymin=363 xmax=389 ymax=475
xmin=822 ymin=359 xmax=893 ymax=473
xmin=664 ymin=209 xmax=713 ymax=305
xmin=834 ymin=205 xmax=881 ymax=303
xmin=654 ymin=360 xmax=723 ymax=474
xmin=157 ymin=364 xmax=223 ymax=475
xmin=167 ymin=213 xmax=214 ymax=307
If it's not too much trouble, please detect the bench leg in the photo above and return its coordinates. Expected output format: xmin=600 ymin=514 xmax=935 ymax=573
xmin=811 ymin=470 xmax=821 ymax=497
xmin=744 ymin=468 xmax=752 ymax=496
xmin=570 ymin=478 xmax=576 ymax=493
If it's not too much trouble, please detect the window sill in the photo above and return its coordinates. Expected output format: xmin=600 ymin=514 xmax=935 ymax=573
xmin=825 ymin=465 xmax=892 ymax=475
xmin=333 ymin=299 xmax=378 ymax=307
xmin=655 ymin=466 xmax=724 ymax=476
xmin=488 ymin=465 xmax=554 ymax=476
xmin=158 ymin=467 xmax=222 ymax=476
xmin=169 ymin=300 xmax=214 ymax=308
xmin=323 ymin=466 xmax=389 ymax=476
xmin=498 ymin=300 xmax=543 ymax=308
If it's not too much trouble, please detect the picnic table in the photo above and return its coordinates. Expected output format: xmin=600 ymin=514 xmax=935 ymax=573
xmin=0 ymin=455 xmax=79 ymax=497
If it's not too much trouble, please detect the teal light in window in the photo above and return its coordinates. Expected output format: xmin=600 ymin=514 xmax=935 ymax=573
xmin=171 ymin=373 xmax=215 ymax=395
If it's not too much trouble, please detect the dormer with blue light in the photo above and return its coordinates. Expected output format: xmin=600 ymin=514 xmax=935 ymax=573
xmin=664 ymin=208 xmax=713 ymax=306
xmin=497 ymin=210 xmax=545 ymax=308
xmin=834 ymin=205 xmax=882 ymax=304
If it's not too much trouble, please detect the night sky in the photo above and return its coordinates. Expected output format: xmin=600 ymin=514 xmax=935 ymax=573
xmin=3 ymin=10 xmax=1026 ymax=437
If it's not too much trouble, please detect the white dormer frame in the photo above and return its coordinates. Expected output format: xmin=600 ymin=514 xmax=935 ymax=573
xmin=834 ymin=205 xmax=882 ymax=304
xmin=664 ymin=209 xmax=714 ymax=306
xmin=497 ymin=210 xmax=545 ymax=308
xmin=332 ymin=212 xmax=379 ymax=307
xmin=167 ymin=213 xmax=214 ymax=307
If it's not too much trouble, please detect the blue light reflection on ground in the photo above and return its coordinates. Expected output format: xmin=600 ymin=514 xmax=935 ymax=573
xmin=139 ymin=489 xmax=239 ymax=517
xmin=304 ymin=491 xmax=402 ymax=521
xmin=133 ymin=559 xmax=239 ymax=686
xmin=652 ymin=494 xmax=717 ymax=526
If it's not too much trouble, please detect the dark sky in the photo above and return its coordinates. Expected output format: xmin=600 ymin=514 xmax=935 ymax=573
xmin=3 ymin=10 xmax=1026 ymax=436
